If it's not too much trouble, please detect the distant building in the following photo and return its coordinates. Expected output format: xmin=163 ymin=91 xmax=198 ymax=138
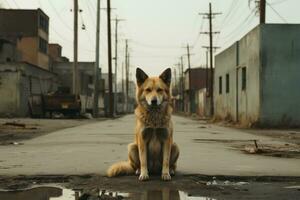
xmin=184 ymin=67 xmax=212 ymax=116
xmin=0 ymin=9 xmax=50 ymax=70
xmin=214 ymin=24 xmax=300 ymax=127
xmin=52 ymin=62 xmax=104 ymax=114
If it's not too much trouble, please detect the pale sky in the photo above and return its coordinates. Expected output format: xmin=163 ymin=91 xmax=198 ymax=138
xmin=1 ymin=0 xmax=300 ymax=80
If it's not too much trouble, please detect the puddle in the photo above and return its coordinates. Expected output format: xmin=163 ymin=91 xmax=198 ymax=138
xmin=0 ymin=186 xmax=217 ymax=200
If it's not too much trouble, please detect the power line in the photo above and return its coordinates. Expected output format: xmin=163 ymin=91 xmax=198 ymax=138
xmin=192 ymin=17 xmax=205 ymax=47
xmin=220 ymin=9 xmax=256 ymax=40
xmin=48 ymin=0 xmax=73 ymax=32
xmin=222 ymin=10 xmax=256 ymax=46
xmin=266 ymin=1 xmax=288 ymax=23
xmin=131 ymin=40 xmax=179 ymax=49
xmin=270 ymin=0 xmax=290 ymax=5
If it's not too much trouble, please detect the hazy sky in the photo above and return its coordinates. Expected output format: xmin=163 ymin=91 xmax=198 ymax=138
xmin=2 ymin=0 xmax=300 ymax=80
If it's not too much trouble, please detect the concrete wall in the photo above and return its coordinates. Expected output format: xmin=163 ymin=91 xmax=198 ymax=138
xmin=0 ymin=71 xmax=19 ymax=116
xmin=0 ymin=40 xmax=21 ymax=62
xmin=0 ymin=9 xmax=38 ymax=37
xmin=195 ymin=88 xmax=209 ymax=117
xmin=17 ymin=37 xmax=38 ymax=66
xmin=214 ymin=43 xmax=238 ymax=121
xmin=0 ymin=62 xmax=58 ymax=117
xmin=260 ymin=24 xmax=300 ymax=127
xmin=237 ymin=26 xmax=261 ymax=125
xmin=214 ymin=26 xmax=261 ymax=125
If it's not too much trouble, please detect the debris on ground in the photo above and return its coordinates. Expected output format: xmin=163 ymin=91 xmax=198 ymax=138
xmin=3 ymin=122 xmax=26 ymax=128
xmin=241 ymin=141 xmax=300 ymax=158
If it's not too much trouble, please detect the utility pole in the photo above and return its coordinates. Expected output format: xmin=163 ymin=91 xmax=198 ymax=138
xmin=202 ymin=46 xmax=220 ymax=97
xmin=93 ymin=0 xmax=101 ymax=117
xmin=121 ymin=61 xmax=124 ymax=105
xmin=112 ymin=17 xmax=125 ymax=115
xmin=106 ymin=0 xmax=113 ymax=117
xmin=180 ymin=56 xmax=185 ymax=112
xmin=200 ymin=3 xmax=221 ymax=117
xmin=205 ymin=50 xmax=209 ymax=94
xmin=125 ymin=39 xmax=129 ymax=113
xmin=173 ymin=68 xmax=177 ymax=92
xmin=260 ymin=0 xmax=266 ymax=24
xmin=184 ymin=44 xmax=193 ymax=114
xmin=73 ymin=0 xmax=78 ymax=95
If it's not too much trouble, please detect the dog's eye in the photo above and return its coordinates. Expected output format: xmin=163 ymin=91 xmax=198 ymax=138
xmin=145 ymin=88 xmax=151 ymax=92
xmin=157 ymin=88 xmax=163 ymax=92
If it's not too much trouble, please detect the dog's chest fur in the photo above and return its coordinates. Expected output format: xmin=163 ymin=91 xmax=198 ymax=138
xmin=138 ymin=107 xmax=170 ymax=128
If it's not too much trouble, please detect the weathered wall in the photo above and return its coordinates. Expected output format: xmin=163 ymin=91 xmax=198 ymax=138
xmin=214 ymin=43 xmax=238 ymax=121
xmin=17 ymin=37 xmax=38 ymax=66
xmin=195 ymin=88 xmax=209 ymax=117
xmin=260 ymin=24 xmax=300 ymax=127
xmin=0 ymin=62 xmax=58 ymax=117
xmin=237 ymin=26 xmax=261 ymax=126
xmin=214 ymin=26 xmax=261 ymax=125
xmin=0 ymin=9 xmax=38 ymax=37
xmin=0 ymin=71 xmax=19 ymax=116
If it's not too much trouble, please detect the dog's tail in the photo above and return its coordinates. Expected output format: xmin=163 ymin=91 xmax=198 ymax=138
xmin=107 ymin=161 xmax=135 ymax=177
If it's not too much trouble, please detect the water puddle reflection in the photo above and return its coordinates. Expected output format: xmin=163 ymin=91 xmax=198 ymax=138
xmin=0 ymin=186 xmax=217 ymax=200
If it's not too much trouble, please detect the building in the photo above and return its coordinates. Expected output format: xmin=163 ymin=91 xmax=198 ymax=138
xmin=52 ymin=62 xmax=104 ymax=114
xmin=0 ymin=9 xmax=50 ymax=70
xmin=0 ymin=62 xmax=58 ymax=117
xmin=184 ymin=67 xmax=211 ymax=116
xmin=214 ymin=24 xmax=300 ymax=127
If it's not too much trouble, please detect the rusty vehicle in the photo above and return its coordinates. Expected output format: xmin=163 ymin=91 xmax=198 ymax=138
xmin=42 ymin=89 xmax=81 ymax=117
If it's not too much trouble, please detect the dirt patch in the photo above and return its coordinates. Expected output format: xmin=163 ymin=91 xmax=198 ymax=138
xmin=0 ymin=118 xmax=102 ymax=144
xmin=193 ymin=138 xmax=300 ymax=159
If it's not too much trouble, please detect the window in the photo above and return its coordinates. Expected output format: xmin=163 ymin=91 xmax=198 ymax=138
xmin=226 ymin=73 xmax=230 ymax=93
xmin=39 ymin=15 xmax=49 ymax=33
xmin=39 ymin=37 xmax=48 ymax=54
xmin=88 ymin=75 xmax=93 ymax=84
xmin=242 ymin=67 xmax=246 ymax=91
xmin=219 ymin=76 xmax=222 ymax=94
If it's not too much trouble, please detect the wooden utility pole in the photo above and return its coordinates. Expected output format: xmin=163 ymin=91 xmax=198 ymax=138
xmin=202 ymin=46 xmax=220 ymax=96
xmin=260 ymin=0 xmax=266 ymax=24
xmin=106 ymin=0 xmax=113 ymax=117
xmin=205 ymin=50 xmax=209 ymax=93
xmin=180 ymin=56 xmax=185 ymax=112
xmin=73 ymin=0 xmax=78 ymax=95
xmin=121 ymin=62 xmax=124 ymax=101
xmin=125 ymin=39 xmax=129 ymax=113
xmin=93 ymin=0 xmax=101 ymax=117
xmin=186 ymin=44 xmax=192 ymax=113
xmin=173 ymin=68 xmax=177 ymax=92
xmin=200 ymin=3 xmax=221 ymax=116
xmin=112 ymin=17 xmax=125 ymax=114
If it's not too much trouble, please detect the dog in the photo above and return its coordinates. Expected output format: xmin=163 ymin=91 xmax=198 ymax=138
xmin=107 ymin=68 xmax=179 ymax=181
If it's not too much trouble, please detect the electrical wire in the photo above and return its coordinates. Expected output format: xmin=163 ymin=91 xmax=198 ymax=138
xmin=266 ymin=1 xmax=288 ymax=23
xmin=47 ymin=0 xmax=73 ymax=32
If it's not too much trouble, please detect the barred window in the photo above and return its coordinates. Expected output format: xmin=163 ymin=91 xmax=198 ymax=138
xmin=242 ymin=67 xmax=246 ymax=91
xmin=39 ymin=37 xmax=48 ymax=54
xmin=39 ymin=15 xmax=49 ymax=33
xmin=226 ymin=73 xmax=230 ymax=93
xmin=219 ymin=76 xmax=222 ymax=94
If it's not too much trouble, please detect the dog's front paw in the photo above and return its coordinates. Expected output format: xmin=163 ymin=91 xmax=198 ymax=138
xmin=139 ymin=173 xmax=149 ymax=181
xmin=161 ymin=173 xmax=171 ymax=181
xmin=135 ymin=169 xmax=140 ymax=175
xmin=170 ymin=169 xmax=175 ymax=176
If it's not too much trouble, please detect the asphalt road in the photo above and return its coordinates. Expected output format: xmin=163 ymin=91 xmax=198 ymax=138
xmin=0 ymin=114 xmax=299 ymax=176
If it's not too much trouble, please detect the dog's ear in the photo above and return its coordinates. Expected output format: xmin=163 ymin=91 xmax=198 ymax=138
xmin=136 ymin=68 xmax=149 ymax=86
xmin=159 ymin=68 xmax=172 ymax=87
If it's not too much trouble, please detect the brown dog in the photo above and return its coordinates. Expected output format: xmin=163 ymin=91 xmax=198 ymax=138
xmin=107 ymin=68 xmax=179 ymax=181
